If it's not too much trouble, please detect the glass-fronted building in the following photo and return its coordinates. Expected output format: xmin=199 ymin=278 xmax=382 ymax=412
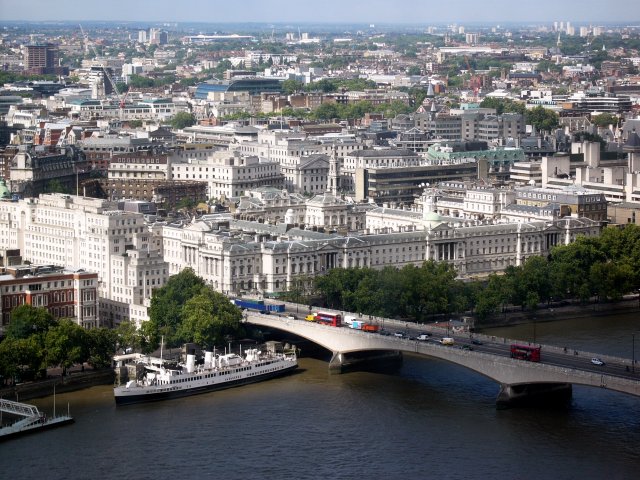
xmin=195 ymin=78 xmax=283 ymax=99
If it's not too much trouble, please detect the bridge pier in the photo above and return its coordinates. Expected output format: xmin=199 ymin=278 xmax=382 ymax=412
xmin=329 ymin=350 xmax=403 ymax=374
xmin=496 ymin=383 xmax=572 ymax=408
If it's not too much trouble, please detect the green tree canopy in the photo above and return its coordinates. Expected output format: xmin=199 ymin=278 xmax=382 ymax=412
xmin=170 ymin=112 xmax=197 ymax=130
xmin=591 ymin=113 xmax=619 ymax=128
xmin=87 ymin=328 xmax=118 ymax=369
xmin=5 ymin=304 xmax=57 ymax=340
xmin=45 ymin=319 xmax=89 ymax=375
xmin=178 ymin=288 xmax=243 ymax=348
xmin=526 ymin=106 xmax=560 ymax=132
xmin=282 ymin=79 xmax=304 ymax=95
xmin=145 ymin=268 xmax=207 ymax=348
xmin=479 ymin=97 xmax=527 ymax=115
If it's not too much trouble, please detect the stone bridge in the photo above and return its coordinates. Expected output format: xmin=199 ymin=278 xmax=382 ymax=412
xmin=245 ymin=312 xmax=640 ymax=405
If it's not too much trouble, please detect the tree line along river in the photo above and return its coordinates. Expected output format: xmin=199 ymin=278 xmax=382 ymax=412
xmin=0 ymin=311 xmax=638 ymax=480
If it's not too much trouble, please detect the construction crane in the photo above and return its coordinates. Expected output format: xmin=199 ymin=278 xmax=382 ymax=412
xmin=79 ymin=24 xmax=128 ymax=117
xmin=463 ymin=54 xmax=481 ymax=100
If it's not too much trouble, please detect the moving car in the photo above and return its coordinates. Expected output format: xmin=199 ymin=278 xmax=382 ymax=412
xmin=416 ymin=333 xmax=431 ymax=341
xmin=591 ymin=357 xmax=605 ymax=366
xmin=394 ymin=332 xmax=405 ymax=338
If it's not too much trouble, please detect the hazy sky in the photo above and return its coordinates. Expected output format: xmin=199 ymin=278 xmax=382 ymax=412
xmin=0 ymin=0 xmax=638 ymax=24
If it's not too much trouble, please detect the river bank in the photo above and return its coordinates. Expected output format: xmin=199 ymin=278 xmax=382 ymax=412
xmin=2 ymin=298 xmax=637 ymax=402
xmin=476 ymin=296 xmax=640 ymax=329
xmin=0 ymin=369 xmax=114 ymax=402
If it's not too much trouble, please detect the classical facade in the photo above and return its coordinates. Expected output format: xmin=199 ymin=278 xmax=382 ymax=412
xmin=162 ymin=211 xmax=601 ymax=296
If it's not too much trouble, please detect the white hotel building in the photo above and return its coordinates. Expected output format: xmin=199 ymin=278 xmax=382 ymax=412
xmin=0 ymin=194 xmax=168 ymax=327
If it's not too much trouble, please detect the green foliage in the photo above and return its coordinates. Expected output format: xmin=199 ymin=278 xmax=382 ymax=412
xmin=526 ymin=106 xmax=560 ymax=132
xmin=5 ymin=304 xmax=57 ymax=339
xmin=573 ymin=132 xmax=606 ymax=150
xmin=178 ymin=289 xmax=243 ymax=348
xmin=45 ymin=320 xmax=89 ymax=374
xmin=315 ymin=261 xmax=468 ymax=321
xmin=536 ymin=59 xmax=563 ymax=74
xmin=147 ymin=268 xmax=207 ymax=347
xmin=0 ymin=71 xmax=57 ymax=85
xmin=44 ymin=179 xmax=68 ymax=194
xmin=282 ymin=79 xmax=304 ymax=95
xmin=146 ymin=269 xmax=243 ymax=350
xmin=304 ymin=78 xmax=376 ymax=94
xmin=479 ymin=97 xmax=527 ymax=115
xmin=0 ymin=336 xmax=44 ymax=381
xmin=116 ymin=320 xmax=142 ymax=352
xmin=128 ymin=73 xmax=176 ymax=88
xmin=591 ymin=113 xmax=619 ymax=128
xmin=169 ymin=112 xmax=197 ymax=130
xmin=314 ymin=224 xmax=640 ymax=322
xmin=86 ymin=328 xmax=118 ymax=369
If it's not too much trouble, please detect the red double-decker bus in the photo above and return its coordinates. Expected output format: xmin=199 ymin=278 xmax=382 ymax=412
xmin=510 ymin=344 xmax=541 ymax=362
xmin=315 ymin=311 xmax=342 ymax=327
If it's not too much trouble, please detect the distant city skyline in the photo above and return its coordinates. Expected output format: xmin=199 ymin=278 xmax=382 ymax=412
xmin=1 ymin=0 xmax=638 ymax=25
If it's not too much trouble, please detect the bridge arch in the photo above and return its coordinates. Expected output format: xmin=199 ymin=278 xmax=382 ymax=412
xmin=244 ymin=313 xmax=640 ymax=405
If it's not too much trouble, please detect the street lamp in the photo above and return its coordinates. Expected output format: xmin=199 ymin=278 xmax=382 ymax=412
xmin=633 ymin=333 xmax=636 ymax=374
xmin=76 ymin=168 xmax=84 ymax=197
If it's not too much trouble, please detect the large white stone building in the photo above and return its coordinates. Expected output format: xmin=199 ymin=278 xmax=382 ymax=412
xmin=233 ymin=129 xmax=366 ymax=193
xmin=170 ymin=150 xmax=285 ymax=199
xmin=162 ymin=206 xmax=601 ymax=296
xmin=0 ymin=194 xmax=168 ymax=327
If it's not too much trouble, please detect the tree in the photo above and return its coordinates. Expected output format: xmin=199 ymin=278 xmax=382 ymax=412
xmin=407 ymin=65 xmax=422 ymax=76
xmin=87 ymin=328 xmax=118 ymax=369
xmin=170 ymin=112 xmax=197 ymax=130
xmin=282 ymin=79 xmax=304 ymax=95
xmin=128 ymin=74 xmax=155 ymax=88
xmin=479 ymin=97 xmax=526 ymax=115
xmin=45 ymin=179 xmax=68 ymax=194
xmin=115 ymin=320 xmax=142 ymax=353
xmin=591 ymin=113 xmax=619 ymax=128
xmin=45 ymin=320 xmax=89 ymax=375
xmin=312 ymin=102 xmax=340 ymax=121
xmin=526 ymin=106 xmax=560 ymax=132
xmin=0 ymin=336 xmax=44 ymax=382
xmin=5 ymin=304 xmax=57 ymax=340
xmin=178 ymin=288 xmax=243 ymax=348
xmin=146 ymin=268 xmax=208 ymax=348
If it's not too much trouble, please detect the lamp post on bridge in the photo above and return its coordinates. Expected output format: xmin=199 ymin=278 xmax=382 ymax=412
xmin=633 ymin=333 xmax=636 ymax=374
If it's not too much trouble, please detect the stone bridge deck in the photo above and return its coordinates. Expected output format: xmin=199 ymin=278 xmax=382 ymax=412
xmin=245 ymin=312 xmax=640 ymax=403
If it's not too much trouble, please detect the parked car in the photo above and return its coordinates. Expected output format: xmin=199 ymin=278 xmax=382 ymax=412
xmin=591 ymin=357 xmax=605 ymax=366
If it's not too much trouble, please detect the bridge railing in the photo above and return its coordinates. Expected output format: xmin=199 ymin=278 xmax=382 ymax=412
xmin=251 ymin=306 xmax=638 ymax=369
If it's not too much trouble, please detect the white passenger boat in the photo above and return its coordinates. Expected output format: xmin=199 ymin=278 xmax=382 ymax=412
xmin=113 ymin=344 xmax=298 ymax=405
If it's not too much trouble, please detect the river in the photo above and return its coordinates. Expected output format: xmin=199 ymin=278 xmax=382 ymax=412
xmin=1 ymin=312 xmax=639 ymax=480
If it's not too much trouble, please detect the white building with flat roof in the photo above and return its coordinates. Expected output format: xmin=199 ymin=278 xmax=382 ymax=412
xmin=0 ymin=194 xmax=168 ymax=327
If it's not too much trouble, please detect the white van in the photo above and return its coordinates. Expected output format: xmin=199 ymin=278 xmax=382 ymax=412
xmin=440 ymin=337 xmax=455 ymax=345
xmin=344 ymin=315 xmax=357 ymax=327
